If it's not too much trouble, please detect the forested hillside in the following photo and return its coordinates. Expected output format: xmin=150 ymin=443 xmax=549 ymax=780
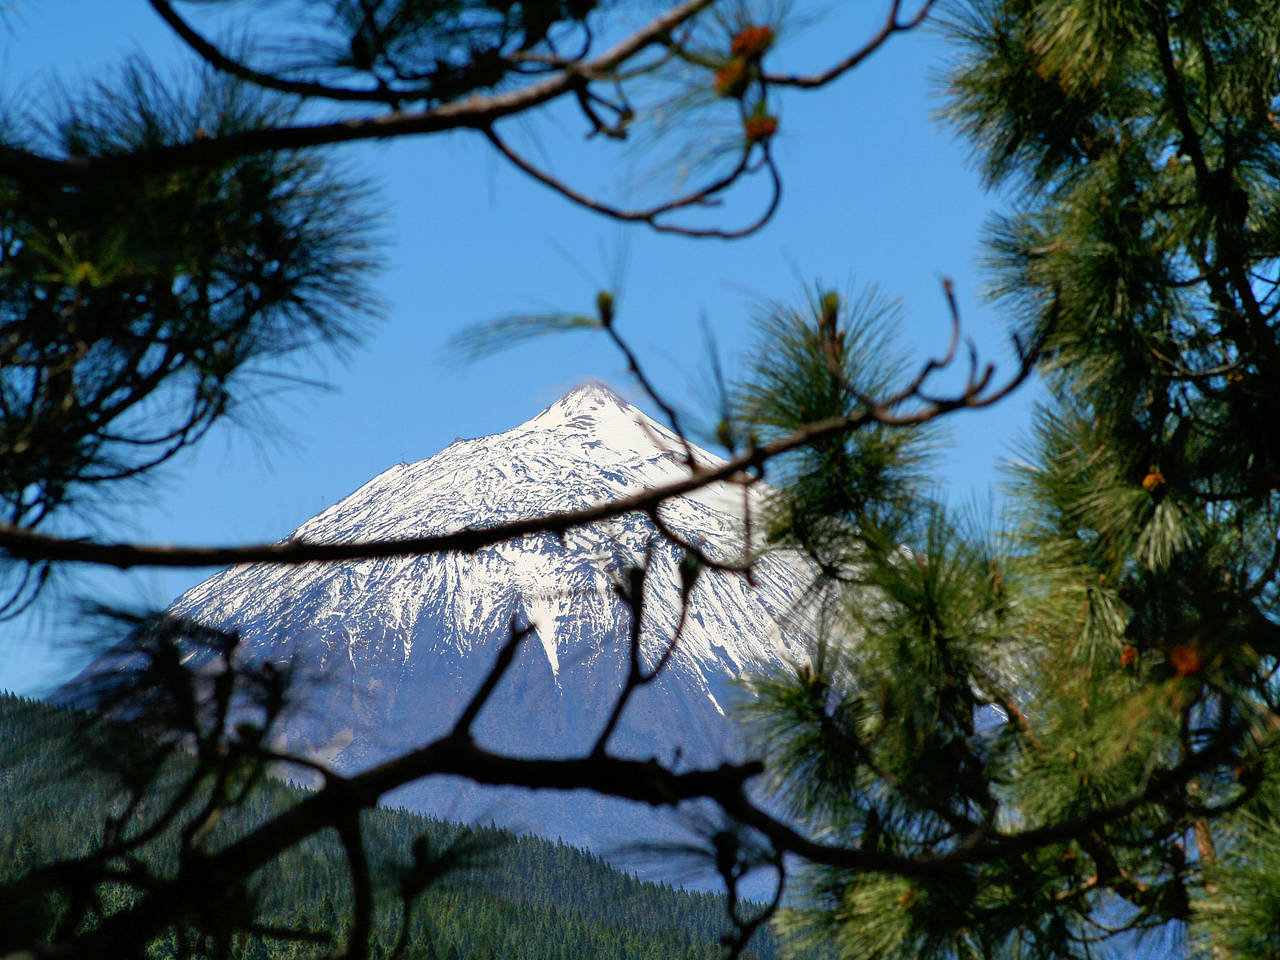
xmin=0 ymin=693 xmax=776 ymax=960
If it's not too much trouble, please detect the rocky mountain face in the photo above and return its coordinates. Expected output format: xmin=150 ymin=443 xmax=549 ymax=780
xmin=170 ymin=382 xmax=810 ymax=868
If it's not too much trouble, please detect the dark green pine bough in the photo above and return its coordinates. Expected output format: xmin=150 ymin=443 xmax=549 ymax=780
xmin=735 ymin=1 xmax=1280 ymax=957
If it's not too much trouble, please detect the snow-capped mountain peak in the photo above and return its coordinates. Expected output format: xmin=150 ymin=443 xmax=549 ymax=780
xmin=168 ymin=382 xmax=809 ymax=858
xmin=526 ymin=381 xmax=684 ymax=459
xmin=261 ymin=381 xmax=747 ymax=555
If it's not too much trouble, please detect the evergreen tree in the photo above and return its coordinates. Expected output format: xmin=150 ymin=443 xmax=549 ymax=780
xmin=0 ymin=696 xmax=780 ymax=960
xmin=737 ymin=0 xmax=1280 ymax=955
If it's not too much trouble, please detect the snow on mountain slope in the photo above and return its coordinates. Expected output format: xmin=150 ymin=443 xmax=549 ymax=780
xmin=170 ymin=382 xmax=811 ymax=860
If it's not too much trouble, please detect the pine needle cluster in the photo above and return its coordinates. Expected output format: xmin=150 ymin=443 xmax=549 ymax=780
xmin=0 ymin=61 xmax=381 ymax=531
xmin=733 ymin=2 xmax=1280 ymax=955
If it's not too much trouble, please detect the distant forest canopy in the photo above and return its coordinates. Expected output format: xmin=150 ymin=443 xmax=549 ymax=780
xmin=0 ymin=693 xmax=778 ymax=960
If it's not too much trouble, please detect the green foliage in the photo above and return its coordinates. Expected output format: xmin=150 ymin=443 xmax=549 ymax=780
xmin=0 ymin=61 xmax=380 ymax=530
xmin=736 ymin=287 xmax=939 ymax=567
xmin=0 ymin=693 xmax=776 ymax=960
xmin=726 ymin=1 xmax=1280 ymax=956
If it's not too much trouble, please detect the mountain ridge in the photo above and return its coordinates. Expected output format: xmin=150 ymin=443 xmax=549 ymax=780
xmin=167 ymin=382 xmax=810 ymax=873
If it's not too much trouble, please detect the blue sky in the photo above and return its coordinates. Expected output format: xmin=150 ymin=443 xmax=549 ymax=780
xmin=1 ymin=2 xmax=1040 ymax=693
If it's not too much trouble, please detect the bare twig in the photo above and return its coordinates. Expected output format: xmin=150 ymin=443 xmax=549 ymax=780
xmin=483 ymin=125 xmax=784 ymax=239
xmin=591 ymin=558 xmax=696 ymax=756
xmin=722 ymin=848 xmax=785 ymax=960
xmin=146 ymin=0 xmax=406 ymax=105
xmin=761 ymin=0 xmax=935 ymax=89
xmin=335 ymin=812 xmax=373 ymax=960
xmin=647 ymin=507 xmax=753 ymax=574
xmin=451 ymin=619 xmax=535 ymax=739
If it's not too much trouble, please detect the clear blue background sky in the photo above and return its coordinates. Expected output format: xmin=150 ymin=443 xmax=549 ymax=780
xmin=0 ymin=1 xmax=1040 ymax=693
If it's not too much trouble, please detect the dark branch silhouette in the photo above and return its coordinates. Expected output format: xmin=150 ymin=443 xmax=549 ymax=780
xmin=761 ymin=0 xmax=936 ymax=89
xmin=0 ymin=328 xmax=1036 ymax=572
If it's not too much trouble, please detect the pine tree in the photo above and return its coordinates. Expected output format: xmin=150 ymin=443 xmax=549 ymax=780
xmin=737 ymin=1 xmax=1280 ymax=956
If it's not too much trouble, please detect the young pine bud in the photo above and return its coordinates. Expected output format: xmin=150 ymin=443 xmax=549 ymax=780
xmin=715 ymin=417 xmax=735 ymax=450
xmin=819 ymin=290 xmax=840 ymax=331
xmin=742 ymin=111 xmax=778 ymax=142
xmin=712 ymin=59 xmax=751 ymax=99
xmin=596 ymin=290 xmax=614 ymax=327
xmin=729 ymin=24 xmax=774 ymax=60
